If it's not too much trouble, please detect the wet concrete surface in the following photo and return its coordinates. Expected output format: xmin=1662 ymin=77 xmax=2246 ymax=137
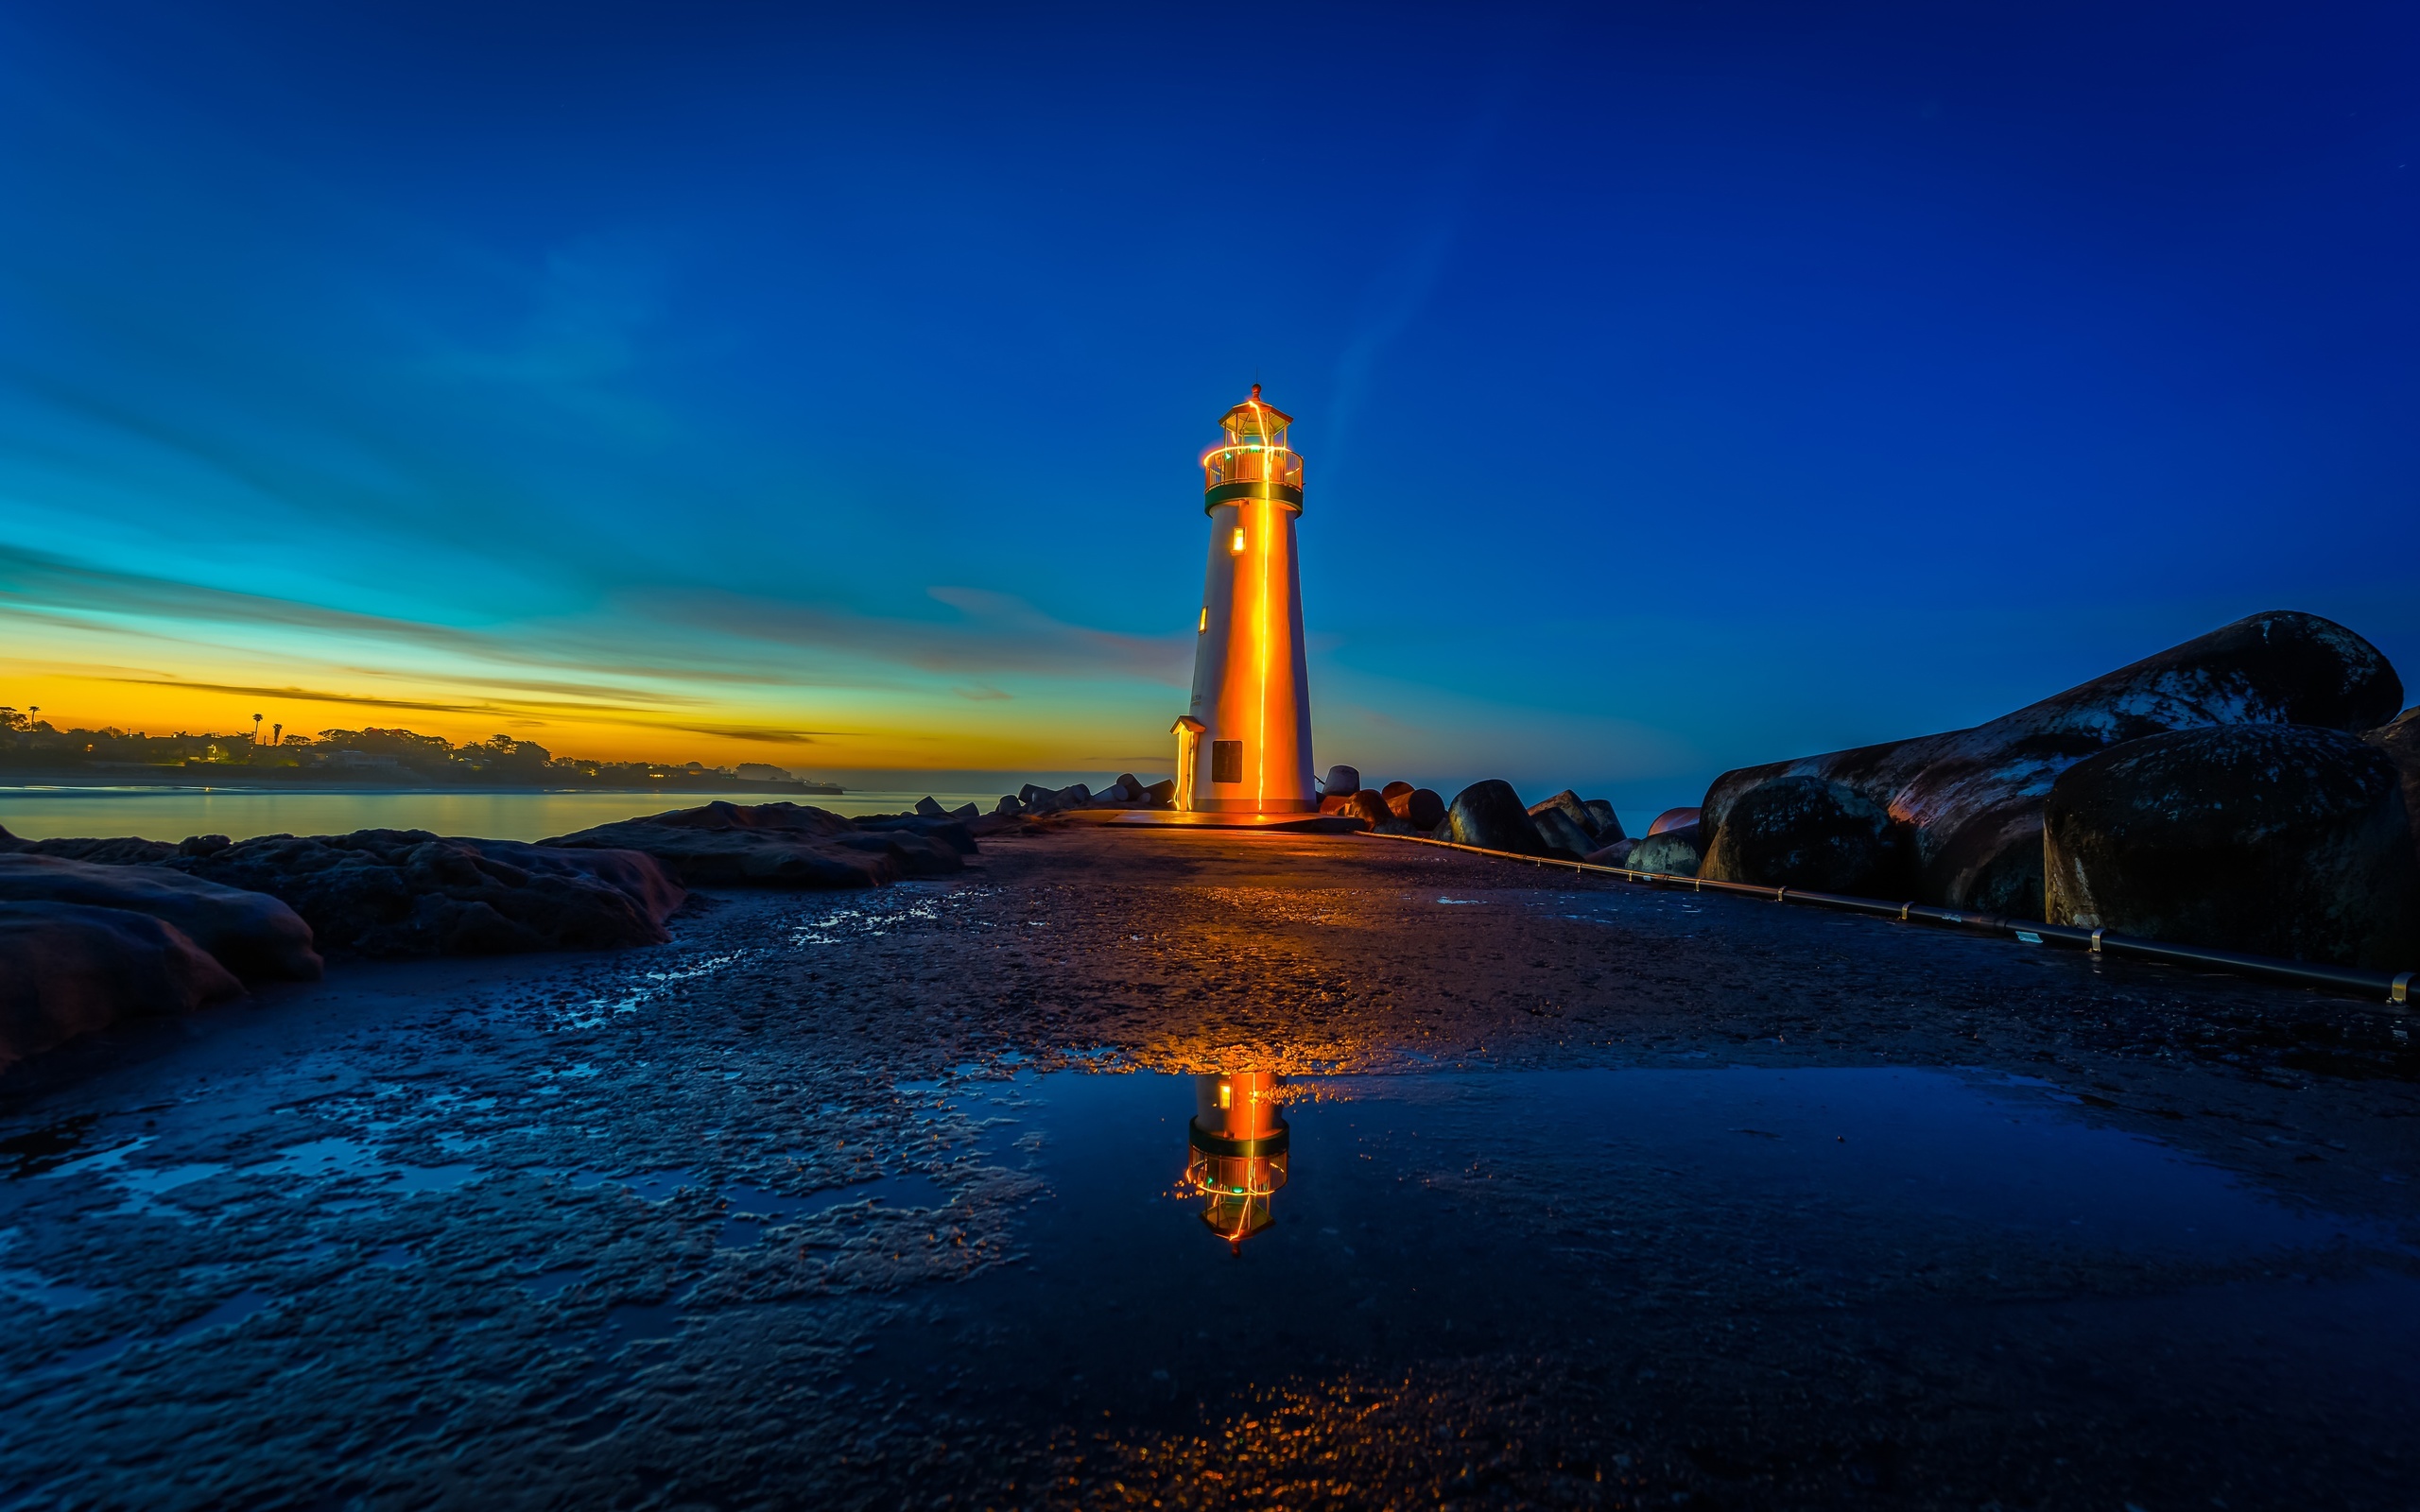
xmin=1 ymin=826 xmax=2416 ymax=1508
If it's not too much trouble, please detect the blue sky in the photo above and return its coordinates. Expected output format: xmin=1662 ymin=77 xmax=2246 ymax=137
xmin=1 ymin=1 xmax=2413 ymax=816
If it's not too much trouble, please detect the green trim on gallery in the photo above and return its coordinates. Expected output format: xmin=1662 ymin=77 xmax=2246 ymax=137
xmin=1203 ymin=481 xmax=1305 ymax=512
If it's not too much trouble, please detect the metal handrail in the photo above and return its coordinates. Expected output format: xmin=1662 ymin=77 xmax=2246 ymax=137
xmin=1354 ymin=830 xmax=2415 ymax=1007
xmin=1201 ymin=444 xmax=1304 ymax=490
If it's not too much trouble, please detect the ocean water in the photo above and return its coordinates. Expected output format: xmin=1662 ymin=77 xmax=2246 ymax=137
xmin=0 ymin=788 xmax=1008 ymax=844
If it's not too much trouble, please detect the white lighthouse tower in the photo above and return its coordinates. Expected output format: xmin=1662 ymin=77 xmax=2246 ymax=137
xmin=1174 ymin=386 xmax=1315 ymax=814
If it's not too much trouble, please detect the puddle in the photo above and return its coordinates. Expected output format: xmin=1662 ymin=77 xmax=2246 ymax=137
xmin=0 ymin=1114 xmax=108 ymax=1179
xmin=519 ymin=1265 xmax=589 ymax=1299
xmin=259 ymin=1139 xmax=482 ymax=1195
xmin=716 ymin=1173 xmax=950 ymax=1246
xmin=0 ymin=1266 xmax=98 ymax=1310
xmin=572 ymin=1167 xmax=698 ymax=1201
xmin=599 ymin=1301 xmax=685 ymax=1354
xmin=165 ymin=1289 xmax=278 ymax=1343
xmin=845 ymin=1066 xmax=2418 ymax=1420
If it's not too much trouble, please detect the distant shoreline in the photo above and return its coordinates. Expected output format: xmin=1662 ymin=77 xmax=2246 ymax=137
xmin=0 ymin=770 xmax=843 ymax=797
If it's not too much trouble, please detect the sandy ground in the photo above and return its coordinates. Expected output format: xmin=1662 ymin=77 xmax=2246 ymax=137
xmin=1 ymin=824 xmax=2415 ymax=1509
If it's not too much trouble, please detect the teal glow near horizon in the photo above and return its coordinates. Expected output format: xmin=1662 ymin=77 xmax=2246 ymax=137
xmin=2 ymin=3 xmax=2414 ymax=816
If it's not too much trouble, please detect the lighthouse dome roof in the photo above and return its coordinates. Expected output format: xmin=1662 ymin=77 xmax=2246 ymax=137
xmin=1217 ymin=385 xmax=1292 ymax=439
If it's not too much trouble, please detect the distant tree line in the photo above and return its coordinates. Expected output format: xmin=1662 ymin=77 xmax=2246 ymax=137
xmin=0 ymin=709 xmax=819 ymax=789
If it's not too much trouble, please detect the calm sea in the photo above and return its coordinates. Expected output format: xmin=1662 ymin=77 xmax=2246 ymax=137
xmin=0 ymin=788 xmax=1010 ymax=844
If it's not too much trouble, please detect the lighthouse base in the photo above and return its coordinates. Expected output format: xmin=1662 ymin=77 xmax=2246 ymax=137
xmin=1086 ymin=810 xmax=1366 ymax=833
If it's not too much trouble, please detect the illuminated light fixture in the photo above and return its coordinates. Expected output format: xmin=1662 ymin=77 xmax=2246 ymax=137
xmin=1175 ymin=384 xmax=1316 ymax=814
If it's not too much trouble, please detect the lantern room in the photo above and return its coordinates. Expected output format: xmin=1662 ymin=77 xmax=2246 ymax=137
xmin=1184 ymin=1070 xmax=1290 ymax=1252
xmin=1200 ymin=386 xmax=1305 ymax=509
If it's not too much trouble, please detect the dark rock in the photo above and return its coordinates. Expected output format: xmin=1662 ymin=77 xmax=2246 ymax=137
xmin=1443 ymin=782 xmax=1548 ymax=854
xmin=1 ymin=831 xmax=240 ymax=865
xmin=546 ymin=803 xmax=902 ymax=887
xmin=1021 ymin=782 xmax=1095 ymax=815
xmin=170 ymin=830 xmax=686 ymax=956
xmin=1581 ymin=799 xmax=1625 ymax=843
xmin=1528 ymin=790 xmax=1596 ymax=834
xmin=1583 ymin=838 xmax=1636 ymax=868
xmin=513 ymin=843 xmax=687 ymax=925
xmin=949 ymin=802 xmax=980 ymax=821
xmin=0 ymin=853 xmax=321 ymax=979
xmin=2365 ymin=707 xmax=2420 ymax=856
xmin=1701 ymin=779 xmax=1906 ymax=895
xmin=914 ymin=796 xmax=947 ymax=818
xmin=1527 ymin=802 xmax=1597 ymax=859
xmin=1321 ymin=765 xmax=1360 ymax=797
xmin=1626 ymin=827 xmax=1702 ymax=877
xmin=849 ymin=816 xmax=978 ymax=855
xmin=1346 ymin=789 xmax=1392 ymax=827
xmin=996 ymin=795 xmax=1026 ymax=816
xmin=2044 ymin=725 xmax=2420 ymax=969
xmin=0 ymin=834 xmax=176 ymax=865
xmin=1646 ymin=807 xmax=1700 ymax=837
xmin=1380 ymin=781 xmax=1413 ymax=802
xmin=1142 ymin=779 xmax=1177 ymax=808
xmin=0 ymin=902 xmax=244 ymax=1071
xmin=1701 ymin=610 xmax=2404 ymax=912
xmin=1115 ymin=773 xmax=1143 ymax=796
xmin=1392 ymin=788 xmax=1446 ymax=831
xmin=1318 ymin=793 xmax=1357 ymax=816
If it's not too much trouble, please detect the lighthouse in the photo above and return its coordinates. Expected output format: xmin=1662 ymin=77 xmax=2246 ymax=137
xmin=1177 ymin=386 xmax=1316 ymax=813
xmin=1184 ymin=1070 xmax=1289 ymax=1252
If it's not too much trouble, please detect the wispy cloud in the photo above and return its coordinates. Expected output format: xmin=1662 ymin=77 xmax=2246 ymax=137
xmin=639 ymin=584 xmax=1192 ymax=685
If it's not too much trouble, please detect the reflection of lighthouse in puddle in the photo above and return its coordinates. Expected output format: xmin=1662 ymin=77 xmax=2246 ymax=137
xmin=1184 ymin=1071 xmax=1288 ymax=1253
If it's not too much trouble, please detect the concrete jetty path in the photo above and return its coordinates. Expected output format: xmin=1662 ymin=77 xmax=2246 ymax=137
xmin=3 ymin=826 xmax=2414 ymax=1508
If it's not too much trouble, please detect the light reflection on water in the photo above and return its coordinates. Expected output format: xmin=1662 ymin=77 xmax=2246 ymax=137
xmin=0 ymin=788 xmax=1008 ymax=843
xmin=880 ymin=1063 xmax=2407 ymax=1397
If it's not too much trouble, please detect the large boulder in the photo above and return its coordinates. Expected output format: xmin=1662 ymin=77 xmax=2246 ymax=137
xmin=1344 ymin=789 xmax=1393 ymax=827
xmin=1701 ymin=778 xmax=1906 ymax=895
xmin=545 ymin=800 xmax=962 ymax=885
xmin=1016 ymin=783 xmax=1092 ymax=816
xmin=2044 ymin=726 xmax=2420 ymax=969
xmin=0 ymin=853 xmax=321 ymax=979
xmin=1646 ymin=807 xmax=1700 ymax=837
xmin=0 ymin=902 xmax=244 ymax=1071
xmin=1529 ymin=790 xmax=1620 ymax=851
xmin=0 ymin=829 xmax=231 ymax=865
xmin=1440 ymin=781 xmax=1548 ymax=854
xmin=1321 ymin=765 xmax=1361 ymax=798
xmin=2366 ymin=708 xmax=2420 ymax=856
xmin=1702 ymin=610 xmax=2404 ymax=915
xmin=1626 ymin=826 xmax=1702 ymax=877
xmin=169 ymin=831 xmax=684 ymax=957
xmin=1583 ymin=837 xmax=1636 ymax=868
xmin=1524 ymin=800 xmax=1596 ymax=859
xmin=1390 ymin=787 xmax=1447 ymax=832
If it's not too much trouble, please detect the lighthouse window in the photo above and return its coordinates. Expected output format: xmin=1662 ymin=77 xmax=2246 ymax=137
xmin=1211 ymin=740 xmax=1242 ymax=783
xmin=1229 ymin=526 xmax=1246 ymax=555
